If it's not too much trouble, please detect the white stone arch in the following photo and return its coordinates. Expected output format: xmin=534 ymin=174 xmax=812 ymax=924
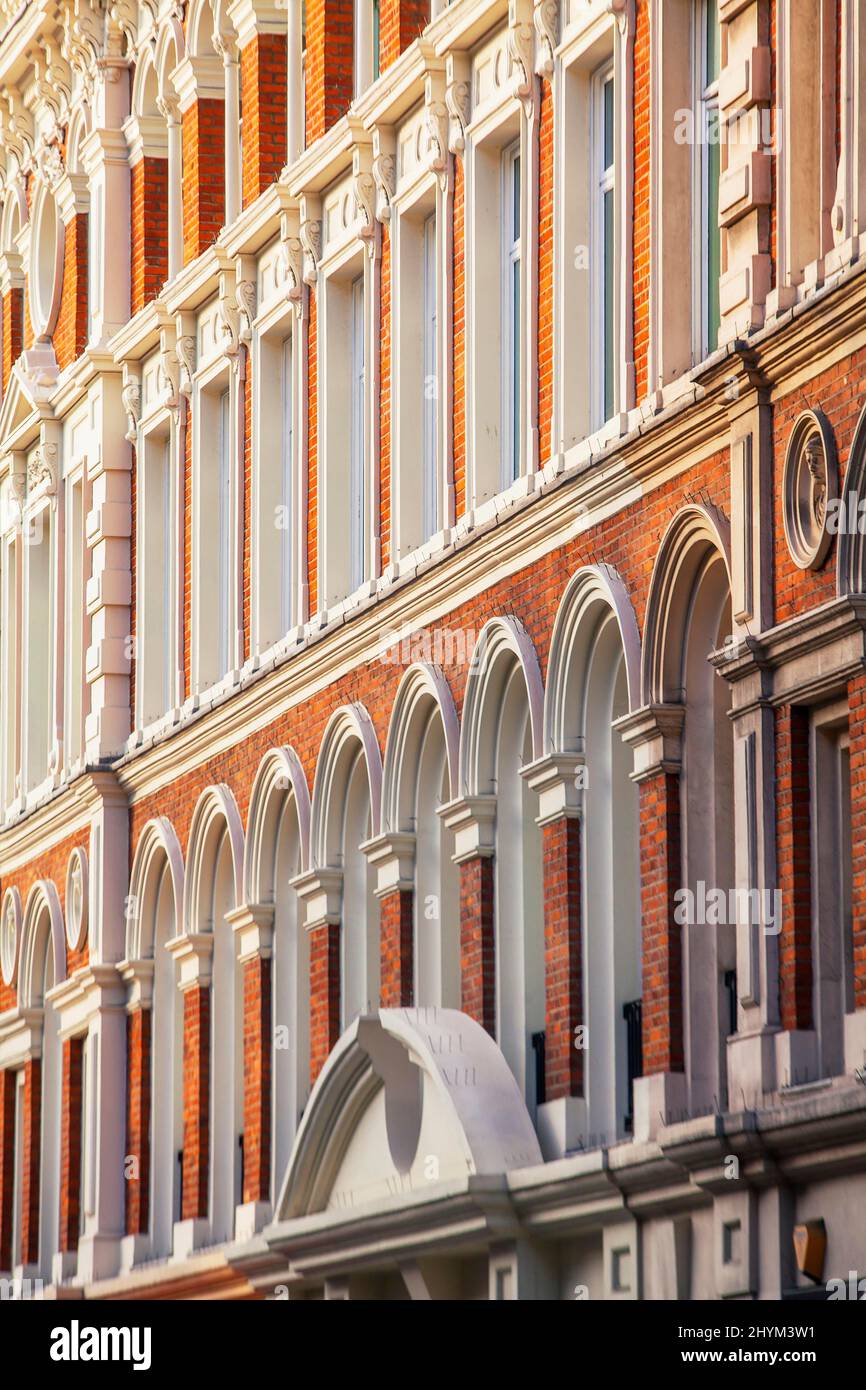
xmin=1 ymin=181 xmax=27 ymax=253
xmin=311 ymin=704 xmax=383 ymax=868
xmin=155 ymin=15 xmax=185 ymax=100
xmin=183 ymin=784 xmax=244 ymax=933
xmin=382 ymin=664 xmax=461 ymax=1009
xmin=643 ymin=502 xmax=736 ymax=1116
xmin=64 ymin=105 xmax=92 ymax=175
xmin=244 ymin=746 xmax=311 ymax=901
xmin=458 ymin=618 xmax=545 ymax=1108
xmin=837 ymin=396 xmax=866 ymax=596
xmin=184 ymin=784 xmax=245 ymax=1245
xmin=382 ymin=663 xmax=459 ymax=833
xmin=131 ymin=41 xmax=162 ymax=121
xmin=245 ymin=747 xmax=312 ymax=1191
xmin=127 ymin=816 xmax=185 ymax=961
xmin=459 ymin=616 xmax=544 ymax=797
xmin=545 ymin=566 xmax=642 ymax=1140
xmin=641 ymin=502 xmax=733 ymax=706
xmin=126 ymin=816 xmax=185 ymax=1259
xmin=18 ymin=879 xmax=66 ymax=1009
xmin=186 ymin=0 xmax=220 ymax=56
xmin=544 ymin=563 xmax=641 ymax=754
xmin=275 ymin=1009 xmax=543 ymax=1222
xmin=311 ymin=704 xmax=383 ymax=1026
xmin=18 ymin=879 xmax=64 ymax=1279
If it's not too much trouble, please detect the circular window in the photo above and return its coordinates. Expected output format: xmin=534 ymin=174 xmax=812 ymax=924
xmin=0 ymin=888 xmax=20 ymax=988
xmin=29 ymin=184 xmax=65 ymax=340
xmin=66 ymin=848 xmax=88 ymax=953
xmin=783 ymin=410 xmax=838 ymax=571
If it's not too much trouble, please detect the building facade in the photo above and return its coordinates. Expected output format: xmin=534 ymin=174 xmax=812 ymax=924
xmin=0 ymin=0 xmax=864 ymax=1302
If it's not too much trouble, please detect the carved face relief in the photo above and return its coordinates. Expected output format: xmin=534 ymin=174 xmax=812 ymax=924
xmin=783 ymin=413 xmax=838 ymax=571
xmin=0 ymin=893 xmax=17 ymax=987
xmin=66 ymin=849 xmax=88 ymax=952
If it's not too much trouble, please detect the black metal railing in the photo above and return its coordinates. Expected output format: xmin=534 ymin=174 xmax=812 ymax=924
xmin=724 ymin=969 xmax=737 ymax=1038
xmin=175 ymin=1149 xmax=184 ymax=1222
xmin=531 ymin=1030 xmax=546 ymax=1108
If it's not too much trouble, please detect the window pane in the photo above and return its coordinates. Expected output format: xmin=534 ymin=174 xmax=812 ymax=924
xmin=603 ymin=76 xmax=614 ymax=171
xmin=512 ymin=256 xmax=521 ymax=479
xmin=707 ymin=131 xmax=721 ymax=351
xmin=603 ymin=186 xmax=614 ymax=421
xmin=705 ymin=0 xmax=720 ymax=84
xmin=512 ymin=152 xmax=521 ymax=242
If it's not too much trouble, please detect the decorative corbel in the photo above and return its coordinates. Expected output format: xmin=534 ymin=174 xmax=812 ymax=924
xmin=175 ymin=313 xmax=196 ymax=397
xmin=354 ymin=159 xmax=377 ymax=249
xmin=158 ymin=328 xmax=181 ymax=411
xmin=424 ymin=77 xmax=449 ymax=190
xmin=300 ymin=200 xmax=322 ymax=286
xmin=372 ymin=126 xmax=396 ymax=223
xmin=121 ymin=368 xmax=141 ymax=443
xmin=28 ymin=440 xmax=59 ymax=498
xmin=605 ymin=0 xmax=633 ymax=36
xmin=533 ymin=0 xmax=558 ymax=77
xmin=279 ymin=234 xmax=304 ymax=306
xmin=235 ymin=257 xmax=256 ymax=344
xmin=219 ymin=292 xmax=241 ymax=358
xmin=10 ymin=451 xmax=26 ymax=513
xmin=508 ymin=0 xmax=536 ymax=117
xmin=445 ymin=53 xmax=471 ymax=155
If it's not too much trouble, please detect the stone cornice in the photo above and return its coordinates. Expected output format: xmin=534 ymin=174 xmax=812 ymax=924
xmin=283 ymin=115 xmax=372 ymax=199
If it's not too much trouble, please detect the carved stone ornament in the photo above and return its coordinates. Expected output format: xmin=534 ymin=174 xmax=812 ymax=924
xmin=424 ymin=101 xmax=449 ymax=187
xmin=354 ymin=169 xmax=377 ymax=243
xmin=220 ymin=295 xmax=241 ymax=356
xmin=236 ymin=278 xmax=256 ymax=343
xmin=279 ymin=236 xmax=303 ymax=303
xmin=176 ymin=334 xmax=196 ymax=396
xmin=507 ymin=15 xmax=535 ymax=116
xmin=122 ymin=376 xmax=141 ymax=442
xmin=300 ymin=217 xmax=322 ymax=286
xmin=65 ymin=847 xmax=89 ymax=953
xmin=445 ymin=73 xmax=470 ymax=155
xmin=533 ymin=0 xmax=558 ymax=76
xmin=372 ymin=152 xmax=395 ymax=222
xmin=28 ymin=441 xmax=59 ymax=497
xmin=782 ymin=410 xmax=838 ymax=571
xmin=0 ymin=890 xmax=18 ymax=988
xmin=159 ymin=343 xmax=181 ymax=409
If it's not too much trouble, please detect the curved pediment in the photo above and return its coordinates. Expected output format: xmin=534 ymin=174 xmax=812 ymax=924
xmin=276 ymin=1008 xmax=542 ymax=1221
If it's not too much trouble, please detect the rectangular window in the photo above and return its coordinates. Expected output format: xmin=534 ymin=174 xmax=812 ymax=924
xmin=78 ymin=1036 xmax=88 ymax=1237
xmin=281 ymin=335 xmax=294 ymax=631
xmin=139 ymin=436 xmax=172 ymax=725
xmin=422 ymin=213 xmax=438 ymax=540
xmin=218 ymin=388 xmax=231 ymax=679
xmin=65 ymin=476 xmax=87 ymax=762
xmin=813 ymin=712 xmax=855 ymax=1078
xmin=350 ymin=274 xmax=366 ymax=592
xmin=24 ymin=507 xmax=52 ymax=793
xmin=594 ymin=65 xmax=616 ymax=425
xmin=697 ymin=0 xmax=721 ymax=358
xmin=502 ymin=142 xmax=521 ymax=486
xmin=1 ymin=534 xmax=18 ymax=805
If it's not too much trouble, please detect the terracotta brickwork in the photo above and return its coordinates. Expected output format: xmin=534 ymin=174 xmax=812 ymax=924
xmin=19 ymin=1058 xmax=41 ymax=1267
xmin=638 ymin=773 xmax=684 ymax=1076
xmin=309 ymin=922 xmax=340 ymax=1085
xmin=305 ymin=0 xmax=354 ymax=144
xmin=307 ymin=290 xmax=319 ymax=614
xmin=537 ymin=77 xmax=554 ymax=467
xmin=2 ymin=287 xmax=23 ymax=390
xmin=125 ymin=1006 xmax=151 ymax=1236
xmin=181 ymin=984 xmax=210 ymax=1221
xmin=379 ymin=224 xmax=392 ymax=569
xmin=240 ymin=34 xmax=288 ymax=208
xmin=379 ymin=0 xmax=428 ymax=73
xmin=58 ymin=1035 xmax=84 ymax=1253
xmin=452 ymin=157 xmax=466 ymax=519
xmin=849 ymin=670 xmax=866 ymax=1008
xmin=130 ymin=157 xmax=169 ymax=315
xmin=242 ymin=954 xmax=271 ymax=1204
xmin=542 ymin=816 xmax=582 ymax=1100
xmin=0 ymin=1067 xmax=14 ymax=1271
xmin=379 ymin=888 xmax=414 ymax=1007
xmin=54 ymin=213 xmax=89 ymax=372
xmin=459 ymin=856 xmax=495 ymax=1036
xmin=632 ymin=0 xmax=651 ymax=403
xmin=775 ymin=704 xmax=814 ymax=1031
xmin=182 ymin=99 xmax=226 ymax=264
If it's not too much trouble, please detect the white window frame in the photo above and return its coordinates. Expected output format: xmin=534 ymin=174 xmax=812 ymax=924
xmin=350 ymin=272 xmax=366 ymax=593
xmin=135 ymin=425 xmax=175 ymax=729
xmin=591 ymin=62 xmax=616 ymax=429
xmin=21 ymin=490 xmax=55 ymax=801
xmin=63 ymin=463 xmax=88 ymax=771
xmin=422 ymin=210 xmax=438 ymax=541
xmin=501 ymin=140 xmax=522 ymax=489
xmin=692 ymin=0 xmax=721 ymax=363
xmin=811 ymin=702 xmax=855 ymax=1080
xmin=192 ymin=355 xmax=238 ymax=694
xmin=0 ymin=516 xmax=20 ymax=811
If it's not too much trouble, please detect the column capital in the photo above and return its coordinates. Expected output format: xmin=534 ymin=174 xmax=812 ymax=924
xmin=614 ymin=703 xmax=685 ymax=782
xmin=439 ymin=795 xmax=497 ymax=862
xmin=291 ymin=868 xmax=342 ymax=928
xmin=166 ymin=932 xmax=214 ymax=990
xmin=226 ymin=903 xmax=274 ymax=961
xmin=522 ymin=753 xmax=585 ymax=825
xmin=363 ymin=831 xmax=416 ymax=897
xmin=117 ymin=958 xmax=155 ymax=1012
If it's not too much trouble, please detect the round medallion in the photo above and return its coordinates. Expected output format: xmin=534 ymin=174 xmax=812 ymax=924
xmin=782 ymin=410 xmax=838 ymax=571
xmin=0 ymin=888 xmax=20 ymax=988
xmin=66 ymin=847 xmax=89 ymax=953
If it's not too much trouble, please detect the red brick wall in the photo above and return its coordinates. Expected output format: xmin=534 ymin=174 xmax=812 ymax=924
xmin=379 ymin=0 xmax=428 ymax=73
xmin=183 ymin=401 xmax=193 ymax=700
xmin=181 ymin=984 xmax=210 ymax=1221
xmin=2 ymin=287 xmax=23 ymax=390
xmin=305 ymin=0 xmax=354 ymax=144
xmin=20 ymin=1058 xmax=41 ymax=1266
xmin=182 ymin=99 xmax=226 ymax=264
xmin=125 ymin=1007 xmax=151 ymax=1236
xmin=775 ymin=704 xmax=813 ymax=1031
xmin=240 ymin=34 xmax=287 ymax=208
xmin=537 ymin=77 xmax=554 ymax=467
xmin=242 ymin=955 xmax=271 ymax=1203
xmin=130 ymin=158 xmax=169 ymax=316
xmin=542 ymin=817 xmax=582 ymax=1100
xmin=632 ymin=0 xmax=651 ymax=403
xmin=58 ymin=1036 xmax=84 ymax=1253
xmin=849 ymin=670 xmax=866 ymax=1009
xmin=54 ymin=213 xmax=88 ymax=372
xmin=0 ymin=1067 xmax=15 ymax=1270
xmin=379 ymin=888 xmax=413 ymax=1006
xmin=309 ymin=922 xmax=340 ymax=1084
xmin=459 ymin=856 xmax=495 ymax=1035
xmin=243 ymin=360 xmax=252 ymax=661
xmin=638 ymin=772 xmax=684 ymax=1075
